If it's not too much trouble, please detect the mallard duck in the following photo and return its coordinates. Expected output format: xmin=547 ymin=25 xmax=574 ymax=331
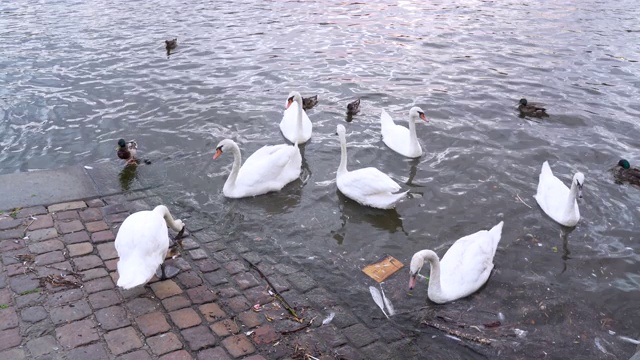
xmin=347 ymin=98 xmax=360 ymax=116
xmin=534 ymin=161 xmax=584 ymax=227
xmin=380 ymin=107 xmax=428 ymax=158
xmin=518 ymin=98 xmax=548 ymax=117
xmin=115 ymin=205 xmax=185 ymax=289
xmin=302 ymin=95 xmax=318 ymax=111
xmin=409 ymin=221 xmax=503 ymax=304
xmin=165 ymin=38 xmax=177 ymax=52
xmin=117 ymin=139 xmax=138 ymax=164
xmin=614 ymin=159 xmax=640 ymax=185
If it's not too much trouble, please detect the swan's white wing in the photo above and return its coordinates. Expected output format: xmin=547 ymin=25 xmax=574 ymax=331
xmin=439 ymin=229 xmax=500 ymax=299
xmin=115 ymin=210 xmax=170 ymax=289
xmin=535 ymin=162 xmax=570 ymax=219
xmin=380 ymin=109 xmax=396 ymax=133
xmin=236 ymin=144 xmax=299 ymax=188
xmin=280 ymin=102 xmax=312 ymax=142
xmin=339 ymin=167 xmax=401 ymax=196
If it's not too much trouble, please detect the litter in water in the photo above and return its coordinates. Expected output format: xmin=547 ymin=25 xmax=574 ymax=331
xmin=362 ymin=255 xmax=404 ymax=282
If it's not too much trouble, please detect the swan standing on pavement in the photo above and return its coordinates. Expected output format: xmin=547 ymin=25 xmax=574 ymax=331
xmin=213 ymin=138 xmax=302 ymax=198
xmin=280 ymin=91 xmax=312 ymax=144
xmin=380 ymin=107 xmax=428 ymax=158
xmin=115 ymin=205 xmax=185 ymax=289
xmin=409 ymin=221 xmax=504 ymax=304
xmin=534 ymin=161 xmax=584 ymax=227
xmin=335 ymin=124 xmax=407 ymax=209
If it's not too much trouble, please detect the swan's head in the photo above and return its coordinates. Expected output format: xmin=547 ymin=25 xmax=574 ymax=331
xmin=213 ymin=139 xmax=235 ymax=160
xmin=408 ymin=251 xmax=426 ymax=290
xmin=409 ymin=107 xmax=428 ymax=122
xmin=573 ymin=172 xmax=585 ymax=199
xmin=618 ymin=159 xmax=631 ymax=169
xmin=286 ymin=91 xmax=303 ymax=109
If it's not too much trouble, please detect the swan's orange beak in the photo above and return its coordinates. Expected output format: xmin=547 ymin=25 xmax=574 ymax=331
xmin=409 ymin=274 xmax=417 ymax=290
xmin=419 ymin=113 xmax=428 ymax=122
xmin=286 ymin=99 xmax=293 ymax=109
xmin=213 ymin=149 xmax=222 ymax=160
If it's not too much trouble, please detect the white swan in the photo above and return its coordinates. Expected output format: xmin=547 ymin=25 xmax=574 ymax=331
xmin=409 ymin=221 xmax=504 ymax=304
xmin=213 ymin=138 xmax=302 ymax=198
xmin=534 ymin=161 xmax=584 ymax=227
xmin=115 ymin=205 xmax=185 ymax=289
xmin=336 ymin=124 xmax=408 ymax=209
xmin=380 ymin=107 xmax=428 ymax=158
xmin=280 ymin=91 xmax=312 ymax=144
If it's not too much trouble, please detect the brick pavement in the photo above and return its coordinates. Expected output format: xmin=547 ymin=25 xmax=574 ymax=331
xmin=0 ymin=191 xmax=411 ymax=360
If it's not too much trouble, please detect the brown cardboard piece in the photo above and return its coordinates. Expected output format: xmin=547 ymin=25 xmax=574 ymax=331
xmin=362 ymin=255 xmax=404 ymax=283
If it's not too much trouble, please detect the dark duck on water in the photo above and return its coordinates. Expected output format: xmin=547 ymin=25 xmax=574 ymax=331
xmin=117 ymin=139 xmax=138 ymax=164
xmin=165 ymin=38 xmax=177 ymax=55
xmin=614 ymin=159 xmax=640 ymax=186
xmin=302 ymin=95 xmax=318 ymax=111
xmin=518 ymin=98 xmax=548 ymax=117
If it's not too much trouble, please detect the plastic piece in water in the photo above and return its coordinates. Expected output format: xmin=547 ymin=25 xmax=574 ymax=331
xmin=362 ymin=255 xmax=404 ymax=283
xmin=84 ymin=166 xmax=93 ymax=169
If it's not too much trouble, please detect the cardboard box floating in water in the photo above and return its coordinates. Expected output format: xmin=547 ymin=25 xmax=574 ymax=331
xmin=362 ymin=255 xmax=404 ymax=283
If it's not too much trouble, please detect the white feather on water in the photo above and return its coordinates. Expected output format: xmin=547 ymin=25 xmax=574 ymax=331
xmin=369 ymin=286 xmax=389 ymax=319
xmin=619 ymin=335 xmax=640 ymax=345
xmin=322 ymin=312 xmax=335 ymax=325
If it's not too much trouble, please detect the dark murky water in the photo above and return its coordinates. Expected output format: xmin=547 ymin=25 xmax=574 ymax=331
xmin=2 ymin=0 xmax=639 ymax=358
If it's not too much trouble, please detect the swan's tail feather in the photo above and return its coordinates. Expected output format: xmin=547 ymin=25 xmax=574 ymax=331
xmin=489 ymin=221 xmax=504 ymax=255
xmin=540 ymin=161 xmax=552 ymax=177
xmin=116 ymin=259 xmax=156 ymax=289
xmin=154 ymin=205 xmax=184 ymax=232
xmin=380 ymin=109 xmax=394 ymax=133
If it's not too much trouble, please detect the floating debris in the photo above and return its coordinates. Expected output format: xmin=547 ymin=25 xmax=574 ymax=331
xmin=362 ymin=255 xmax=404 ymax=282
xmin=380 ymin=284 xmax=396 ymax=316
xmin=369 ymin=286 xmax=389 ymax=319
xmin=514 ymin=328 xmax=528 ymax=338
xmin=84 ymin=166 xmax=93 ymax=170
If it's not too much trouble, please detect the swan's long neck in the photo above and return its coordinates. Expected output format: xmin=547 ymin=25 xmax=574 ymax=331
xmin=337 ymin=133 xmax=348 ymax=176
xmin=408 ymin=117 xmax=419 ymax=153
xmin=225 ymin=142 xmax=242 ymax=189
xmin=296 ymin=101 xmax=304 ymax=143
xmin=564 ymin=180 xmax=579 ymax=217
xmin=155 ymin=205 xmax=183 ymax=232
xmin=418 ymin=250 xmax=443 ymax=298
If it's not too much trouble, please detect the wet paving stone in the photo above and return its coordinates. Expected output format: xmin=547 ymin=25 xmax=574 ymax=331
xmin=231 ymin=272 xmax=260 ymax=290
xmin=197 ymin=347 xmax=231 ymax=360
xmin=162 ymin=295 xmax=191 ymax=312
xmin=198 ymin=302 xmax=226 ymax=323
xmin=25 ymin=335 xmax=58 ymax=357
xmin=137 ymin=312 xmax=171 ymax=337
xmin=104 ymin=326 xmax=143 ymax=355
xmin=79 ymin=208 xmax=103 ymax=222
xmin=181 ymin=325 xmax=216 ymax=351
xmin=187 ymin=285 xmax=217 ymax=305
xmin=0 ymin=308 xmax=19 ymax=330
xmin=147 ymin=332 xmax=183 ymax=356
xmin=210 ymin=319 xmax=240 ymax=337
xmin=20 ymin=305 xmax=47 ymax=323
xmin=67 ymin=343 xmax=109 ymax=360
xmin=88 ymin=289 xmax=121 ymax=309
xmin=84 ymin=276 xmax=114 ymax=293
xmin=176 ymin=270 xmax=203 ymax=288
xmin=158 ymin=350 xmax=192 ymax=360
xmin=169 ymin=308 xmax=201 ymax=329
xmin=115 ymin=349 xmax=152 ymax=360
xmin=222 ymin=334 xmax=256 ymax=358
xmin=57 ymin=220 xmax=84 ymax=234
xmin=91 ymin=230 xmax=115 ymax=243
xmin=50 ymin=299 xmax=92 ymax=325
xmin=56 ymin=319 xmax=100 ymax=349
xmin=95 ymin=305 xmax=130 ymax=330
xmin=126 ymin=297 xmax=160 ymax=316
xmin=150 ymin=280 xmax=183 ymax=300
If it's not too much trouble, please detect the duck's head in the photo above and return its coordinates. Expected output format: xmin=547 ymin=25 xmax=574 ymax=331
xmin=573 ymin=172 xmax=585 ymax=199
xmin=519 ymin=98 xmax=528 ymax=106
xmin=286 ymin=91 xmax=303 ymax=109
xmin=618 ymin=159 xmax=631 ymax=169
xmin=117 ymin=139 xmax=126 ymax=148
xmin=408 ymin=251 xmax=426 ymax=290
xmin=409 ymin=106 xmax=428 ymax=122
xmin=213 ymin=139 xmax=235 ymax=160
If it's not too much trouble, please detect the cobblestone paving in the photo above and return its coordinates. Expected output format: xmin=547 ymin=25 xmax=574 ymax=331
xmin=0 ymin=191 xmax=409 ymax=360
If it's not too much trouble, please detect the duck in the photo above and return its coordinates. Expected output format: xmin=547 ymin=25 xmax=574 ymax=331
xmin=518 ymin=98 xmax=548 ymax=117
xmin=302 ymin=95 xmax=318 ymax=111
xmin=115 ymin=205 xmax=185 ymax=289
xmin=116 ymin=139 xmax=138 ymax=165
xmin=614 ymin=159 xmax=640 ymax=185
xmin=280 ymin=91 xmax=313 ymax=144
xmin=380 ymin=107 xmax=428 ymax=158
xmin=347 ymin=98 xmax=361 ymax=116
xmin=335 ymin=124 xmax=407 ymax=209
xmin=534 ymin=161 xmax=584 ymax=227
xmin=408 ymin=221 xmax=503 ymax=304
xmin=213 ymin=138 xmax=302 ymax=198
xmin=165 ymin=38 xmax=177 ymax=52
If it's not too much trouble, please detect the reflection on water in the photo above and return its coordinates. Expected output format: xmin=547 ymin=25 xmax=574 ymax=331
xmin=2 ymin=0 xmax=640 ymax=358
xmin=118 ymin=164 xmax=138 ymax=191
